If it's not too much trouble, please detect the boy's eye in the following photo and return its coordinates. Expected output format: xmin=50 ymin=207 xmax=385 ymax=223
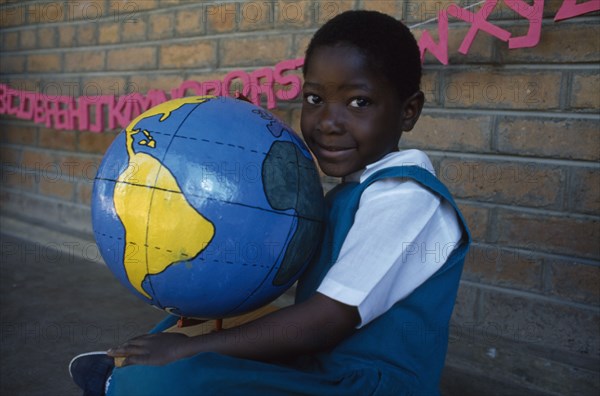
xmin=349 ymin=97 xmax=371 ymax=108
xmin=304 ymin=94 xmax=322 ymax=105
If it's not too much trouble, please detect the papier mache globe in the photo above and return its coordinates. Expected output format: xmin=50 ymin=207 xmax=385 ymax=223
xmin=91 ymin=96 xmax=325 ymax=319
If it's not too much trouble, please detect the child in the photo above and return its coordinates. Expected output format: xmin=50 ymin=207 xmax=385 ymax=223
xmin=70 ymin=10 xmax=470 ymax=395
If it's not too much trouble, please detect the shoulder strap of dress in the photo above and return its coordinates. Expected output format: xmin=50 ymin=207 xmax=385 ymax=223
xmin=361 ymin=165 xmax=471 ymax=243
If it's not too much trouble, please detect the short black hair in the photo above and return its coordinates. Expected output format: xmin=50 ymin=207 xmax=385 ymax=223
xmin=303 ymin=10 xmax=422 ymax=103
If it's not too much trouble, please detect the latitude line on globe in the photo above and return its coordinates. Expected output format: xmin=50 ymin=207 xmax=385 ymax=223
xmin=112 ymin=236 xmax=276 ymax=269
xmin=96 ymin=177 xmax=323 ymax=223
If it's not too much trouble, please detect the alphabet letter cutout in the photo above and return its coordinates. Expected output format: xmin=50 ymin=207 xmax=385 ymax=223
xmin=506 ymin=0 xmax=545 ymax=48
xmin=555 ymin=0 xmax=600 ymax=21
xmin=418 ymin=11 xmax=450 ymax=65
xmin=447 ymin=0 xmax=511 ymax=54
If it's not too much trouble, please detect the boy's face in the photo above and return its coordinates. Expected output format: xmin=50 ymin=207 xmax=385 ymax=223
xmin=301 ymin=45 xmax=421 ymax=178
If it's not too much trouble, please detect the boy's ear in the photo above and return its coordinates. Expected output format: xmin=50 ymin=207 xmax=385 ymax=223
xmin=400 ymin=91 xmax=424 ymax=132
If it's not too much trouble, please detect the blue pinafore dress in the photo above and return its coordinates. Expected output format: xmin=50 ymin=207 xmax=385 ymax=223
xmin=107 ymin=165 xmax=471 ymax=396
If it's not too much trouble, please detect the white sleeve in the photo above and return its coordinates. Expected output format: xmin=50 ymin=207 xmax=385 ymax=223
xmin=316 ymin=178 xmax=463 ymax=328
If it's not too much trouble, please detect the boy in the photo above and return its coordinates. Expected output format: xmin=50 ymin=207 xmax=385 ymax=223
xmin=71 ymin=10 xmax=470 ymax=395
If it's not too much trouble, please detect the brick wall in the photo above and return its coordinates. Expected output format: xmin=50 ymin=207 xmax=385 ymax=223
xmin=1 ymin=1 xmax=598 ymax=394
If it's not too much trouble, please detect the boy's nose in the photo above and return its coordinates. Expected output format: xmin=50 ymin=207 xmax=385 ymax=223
xmin=318 ymin=104 xmax=344 ymax=134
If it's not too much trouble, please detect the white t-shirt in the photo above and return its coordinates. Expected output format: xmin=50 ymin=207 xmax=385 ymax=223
xmin=316 ymin=150 xmax=463 ymax=328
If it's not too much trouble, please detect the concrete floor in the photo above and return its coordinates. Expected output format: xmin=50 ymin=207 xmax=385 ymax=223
xmin=0 ymin=233 xmax=165 ymax=396
xmin=1 ymin=231 xmax=557 ymax=396
xmin=0 ymin=224 xmax=550 ymax=396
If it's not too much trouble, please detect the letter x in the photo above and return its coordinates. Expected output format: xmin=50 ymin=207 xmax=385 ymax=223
xmin=447 ymin=0 xmax=511 ymax=55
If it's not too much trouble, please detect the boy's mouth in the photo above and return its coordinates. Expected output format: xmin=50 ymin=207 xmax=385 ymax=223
xmin=313 ymin=141 xmax=356 ymax=159
xmin=322 ymin=145 xmax=352 ymax=151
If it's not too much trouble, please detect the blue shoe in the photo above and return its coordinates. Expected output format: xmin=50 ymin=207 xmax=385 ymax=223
xmin=69 ymin=351 xmax=115 ymax=396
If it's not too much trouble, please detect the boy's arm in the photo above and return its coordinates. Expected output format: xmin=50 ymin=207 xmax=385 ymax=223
xmin=108 ymin=293 xmax=360 ymax=366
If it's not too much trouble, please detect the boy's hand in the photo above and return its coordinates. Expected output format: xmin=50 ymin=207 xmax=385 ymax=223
xmin=107 ymin=332 xmax=190 ymax=367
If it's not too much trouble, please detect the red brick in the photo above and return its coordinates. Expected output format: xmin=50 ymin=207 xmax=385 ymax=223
xmin=404 ymin=114 xmax=492 ymax=153
xmin=58 ymin=25 xmax=76 ymax=47
xmin=221 ymin=35 xmax=291 ymax=67
xmin=66 ymin=0 xmax=106 ymax=22
xmin=419 ymin=70 xmax=441 ymax=107
xmin=78 ymin=131 xmax=119 ymax=154
xmin=77 ymin=180 xmax=94 ymax=205
xmin=128 ymin=74 xmax=184 ymax=95
xmin=77 ymin=23 xmax=97 ymax=46
xmin=546 ymin=259 xmax=600 ymax=305
xmin=0 ymin=124 xmax=37 ymax=145
xmin=113 ymin=0 xmax=158 ymax=12
xmin=0 ymin=146 xmax=21 ymax=164
xmin=0 ymin=4 xmax=25 ymax=28
xmin=361 ymin=0 xmax=403 ymax=18
xmin=463 ymin=244 xmax=543 ymax=292
xmin=107 ymin=47 xmax=157 ymax=71
xmin=498 ymin=23 xmax=600 ymax=64
xmin=184 ymin=72 xmax=227 ymax=93
xmin=2 ymin=31 xmax=19 ymax=51
xmin=205 ymin=3 xmax=237 ymax=33
xmin=238 ymin=2 xmax=273 ymax=32
xmin=64 ymin=50 xmax=106 ymax=72
xmin=39 ymin=177 xmax=75 ymax=200
xmin=497 ymin=117 xmax=600 ymax=161
xmin=457 ymin=203 xmax=489 ymax=242
xmin=30 ymin=1 xmax=67 ymax=23
xmin=99 ymin=22 xmax=120 ymax=44
xmin=569 ymin=167 xmax=600 ymax=215
xmin=37 ymin=128 xmax=77 ymax=151
xmin=121 ymin=18 xmax=147 ymax=42
xmin=274 ymin=0 xmax=315 ymax=29
xmin=312 ymin=0 xmax=355 ymax=25
xmin=293 ymin=32 xmax=312 ymax=58
xmin=403 ymin=0 xmax=455 ymax=24
xmin=0 ymin=55 xmax=26 ymax=74
xmin=451 ymin=282 xmax=480 ymax=324
xmin=571 ymin=73 xmax=600 ymax=110
xmin=20 ymin=149 xmax=55 ymax=171
xmin=5 ymin=79 xmax=41 ymax=92
xmin=496 ymin=208 xmax=600 ymax=260
xmin=1 ymin=165 xmax=36 ymax=192
xmin=159 ymin=41 xmax=216 ymax=69
xmin=175 ymin=73 xmax=225 ymax=96
xmin=81 ymin=76 xmax=127 ymax=97
xmin=543 ymin=0 xmax=570 ymax=16
xmin=59 ymin=154 xmax=103 ymax=181
xmin=443 ymin=70 xmax=562 ymax=110
xmin=149 ymin=12 xmax=174 ymax=39
xmin=19 ymin=29 xmax=36 ymax=49
xmin=438 ymin=158 xmax=565 ymax=209
xmin=37 ymin=26 xmax=56 ymax=49
xmin=28 ymin=53 xmax=62 ymax=73
xmin=433 ymin=0 xmax=564 ymax=23
xmin=175 ymin=8 xmax=205 ymax=36
xmin=35 ymin=78 xmax=82 ymax=98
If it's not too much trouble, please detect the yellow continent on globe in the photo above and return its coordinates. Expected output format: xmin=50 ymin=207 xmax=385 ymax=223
xmin=114 ymin=97 xmax=215 ymax=300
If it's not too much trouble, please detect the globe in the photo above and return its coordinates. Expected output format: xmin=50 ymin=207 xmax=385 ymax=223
xmin=91 ymin=96 xmax=325 ymax=319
